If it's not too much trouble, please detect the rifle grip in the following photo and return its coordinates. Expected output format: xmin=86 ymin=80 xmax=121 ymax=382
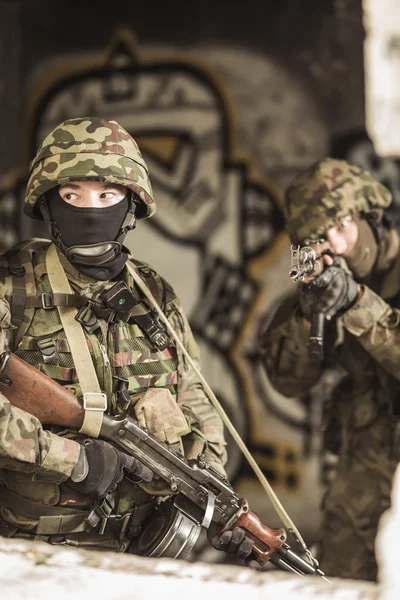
xmin=221 ymin=499 xmax=286 ymax=564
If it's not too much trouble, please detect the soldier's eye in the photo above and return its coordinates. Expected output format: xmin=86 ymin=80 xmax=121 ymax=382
xmin=63 ymin=192 xmax=78 ymax=201
xmin=303 ymin=238 xmax=326 ymax=245
xmin=338 ymin=217 xmax=352 ymax=229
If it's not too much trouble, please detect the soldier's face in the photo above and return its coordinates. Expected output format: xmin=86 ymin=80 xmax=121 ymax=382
xmin=324 ymin=217 xmax=359 ymax=256
xmin=58 ymin=181 xmax=127 ymax=208
xmin=306 ymin=216 xmax=359 ymax=257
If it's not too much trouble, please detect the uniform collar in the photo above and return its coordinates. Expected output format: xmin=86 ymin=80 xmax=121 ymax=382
xmin=57 ymin=245 xmax=126 ymax=297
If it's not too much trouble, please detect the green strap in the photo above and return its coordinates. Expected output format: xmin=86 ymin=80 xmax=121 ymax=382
xmin=0 ymin=483 xmax=158 ymax=537
xmin=17 ymin=337 xmax=82 ymax=354
xmin=45 ymin=244 xmax=106 ymax=438
xmin=0 ymin=484 xmax=86 ymax=519
xmin=7 ymin=253 xmax=27 ymax=333
xmin=0 ymin=483 xmax=91 ymax=536
xmin=4 ymin=239 xmax=50 ymax=350
xmin=36 ymin=513 xmax=90 ymax=535
xmin=38 ymin=500 xmax=158 ymax=538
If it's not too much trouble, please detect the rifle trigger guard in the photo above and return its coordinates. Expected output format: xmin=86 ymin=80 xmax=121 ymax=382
xmin=201 ymin=490 xmax=215 ymax=529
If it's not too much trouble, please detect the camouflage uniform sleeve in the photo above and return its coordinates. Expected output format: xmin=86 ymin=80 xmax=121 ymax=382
xmin=0 ymin=286 xmax=80 ymax=483
xmin=340 ymin=284 xmax=400 ymax=381
xmin=167 ymin=299 xmax=228 ymax=474
xmin=260 ymin=292 xmax=325 ymax=396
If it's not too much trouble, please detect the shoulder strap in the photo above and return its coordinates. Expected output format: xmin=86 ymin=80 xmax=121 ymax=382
xmin=0 ymin=238 xmax=50 ymax=349
xmin=129 ymin=258 xmax=177 ymax=310
xmin=45 ymin=243 xmax=106 ymax=438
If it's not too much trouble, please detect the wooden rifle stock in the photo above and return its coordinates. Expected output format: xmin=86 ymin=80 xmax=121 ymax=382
xmin=0 ymin=352 xmax=84 ymax=429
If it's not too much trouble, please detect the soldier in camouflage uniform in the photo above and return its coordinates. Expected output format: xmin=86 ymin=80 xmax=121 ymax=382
xmin=0 ymin=117 xmax=254 ymax=561
xmin=260 ymin=157 xmax=400 ymax=581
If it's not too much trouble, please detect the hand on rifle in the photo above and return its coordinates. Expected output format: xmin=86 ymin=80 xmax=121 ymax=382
xmin=67 ymin=439 xmax=153 ymax=500
xmin=299 ymin=258 xmax=359 ymax=320
xmin=208 ymin=526 xmax=254 ymax=561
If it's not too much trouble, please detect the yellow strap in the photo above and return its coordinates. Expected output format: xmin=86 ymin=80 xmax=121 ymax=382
xmin=126 ymin=258 xmax=317 ymax=564
xmin=45 ymin=244 xmax=106 ymax=437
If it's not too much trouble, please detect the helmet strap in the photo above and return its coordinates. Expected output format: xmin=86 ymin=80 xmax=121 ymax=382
xmin=38 ymin=196 xmax=70 ymax=256
xmin=115 ymin=193 xmax=137 ymax=245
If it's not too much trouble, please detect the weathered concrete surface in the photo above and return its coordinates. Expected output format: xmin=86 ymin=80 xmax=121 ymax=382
xmin=0 ymin=536 xmax=378 ymax=600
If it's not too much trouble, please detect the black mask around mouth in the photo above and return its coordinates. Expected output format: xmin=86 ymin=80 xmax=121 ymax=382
xmin=42 ymin=187 xmax=136 ymax=281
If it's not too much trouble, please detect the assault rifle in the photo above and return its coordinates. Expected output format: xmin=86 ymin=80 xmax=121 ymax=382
xmin=289 ymin=243 xmax=335 ymax=361
xmin=0 ymin=351 xmax=328 ymax=580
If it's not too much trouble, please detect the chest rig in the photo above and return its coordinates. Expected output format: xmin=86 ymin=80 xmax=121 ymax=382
xmin=0 ymin=240 xmax=185 ymax=546
xmin=0 ymin=240 xmax=179 ymax=414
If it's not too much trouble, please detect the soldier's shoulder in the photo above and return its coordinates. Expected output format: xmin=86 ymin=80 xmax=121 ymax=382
xmin=127 ymin=256 xmax=178 ymax=307
xmin=0 ymin=238 xmax=50 ymax=261
xmin=0 ymin=238 xmax=50 ymax=283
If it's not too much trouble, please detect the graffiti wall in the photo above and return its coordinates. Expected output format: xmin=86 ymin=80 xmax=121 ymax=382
xmin=0 ymin=0 xmax=368 ymax=550
xmin=0 ymin=29 xmax=329 ymax=541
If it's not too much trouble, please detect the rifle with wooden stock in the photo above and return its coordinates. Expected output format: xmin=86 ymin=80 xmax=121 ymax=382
xmin=0 ymin=351 xmax=328 ymax=580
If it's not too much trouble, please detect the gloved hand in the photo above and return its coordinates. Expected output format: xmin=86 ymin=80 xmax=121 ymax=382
xmin=208 ymin=526 xmax=254 ymax=561
xmin=67 ymin=439 xmax=153 ymax=500
xmin=299 ymin=261 xmax=359 ymax=320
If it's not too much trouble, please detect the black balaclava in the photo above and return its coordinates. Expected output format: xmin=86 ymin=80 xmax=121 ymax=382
xmin=45 ymin=187 xmax=134 ymax=281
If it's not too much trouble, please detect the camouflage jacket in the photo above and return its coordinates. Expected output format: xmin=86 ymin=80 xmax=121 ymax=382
xmin=0 ymin=241 xmax=227 ymax=534
xmin=261 ymin=250 xmax=400 ymax=435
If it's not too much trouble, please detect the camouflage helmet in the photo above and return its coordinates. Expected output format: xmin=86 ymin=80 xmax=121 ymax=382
xmin=284 ymin=157 xmax=392 ymax=242
xmin=25 ymin=117 xmax=155 ymax=220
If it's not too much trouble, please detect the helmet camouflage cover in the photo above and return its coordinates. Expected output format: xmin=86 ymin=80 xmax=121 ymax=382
xmin=25 ymin=117 xmax=155 ymax=220
xmin=284 ymin=157 xmax=392 ymax=242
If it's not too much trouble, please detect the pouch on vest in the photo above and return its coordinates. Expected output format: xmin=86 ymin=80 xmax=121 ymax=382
xmin=133 ymin=388 xmax=191 ymax=445
xmin=133 ymin=388 xmax=191 ymax=496
xmin=0 ymin=239 xmax=50 ymax=351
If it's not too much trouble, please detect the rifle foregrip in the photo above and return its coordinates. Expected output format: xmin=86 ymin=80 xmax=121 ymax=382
xmin=222 ymin=500 xmax=287 ymax=564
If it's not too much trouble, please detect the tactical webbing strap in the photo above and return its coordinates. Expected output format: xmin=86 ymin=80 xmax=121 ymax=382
xmin=36 ymin=513 xmax=90 ymax=535
xmin=24 ymin=293 xmax=84 ymax=309
xmin=7 ymin=253 xmax=26 ymax=332
xmin=20 ymin=293 xmax=119 ymax=322
xmin=0 ymin=484 xmax=86 ymax=519
xmin=0 ymin=484 xmax=90 ymax=535
xmin=0 ymin=239 xmax=51 ymax=350
xmin=136 ymin=265 xmax=165 ymax=307
xmin=37 ymin=334 xmax=57 ymax=363
xmin=45 ymin=243 xmax=106 ymax=438
xmin=0 ymin=481 xmax=156 ymax=538
xmin=17 ymin=337 xmax=86 ymax=354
